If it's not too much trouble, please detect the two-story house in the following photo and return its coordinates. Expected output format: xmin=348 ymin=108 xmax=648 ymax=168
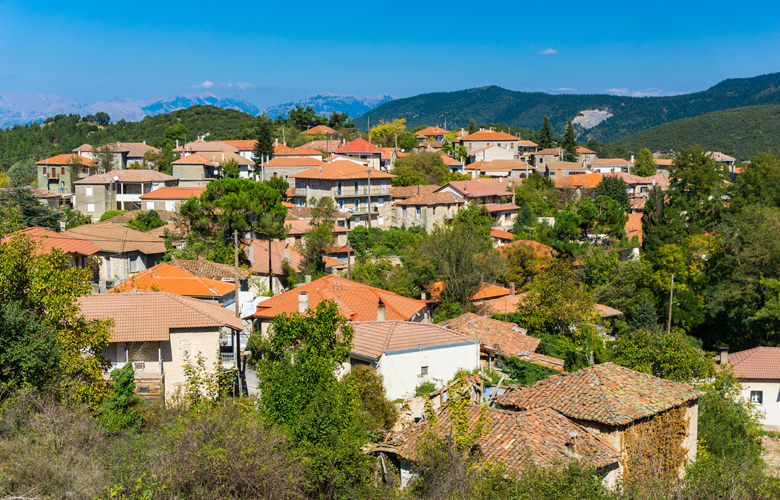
xmin=290 ymin=161 xmax=394 ymax=228
xmin=73 ymin=142 xmax=160 ymax=168
xmin=460 ymin=130 xmax=519 ymax=157
xmin=139 ymin=186 xmax=206 ymax=212
xmin=334 ymin=138 xmax=384 ymax=170
xmin=73 ymin=169 xmax=179 ymax=220
xmin=588 ymin=158 xmax=632 ymax=174
xmin=262 ymin=157 xmax=327 ymax=186
xmin=36 ymin=154 xmax=98 ymax=207
xmin=436 ymin=180 xmax=519 ymax=228
xmin=532 ymin=146 xmax=598 ymax=170
xmin=414 ymin=126 xmax=450 ymax=148
xmin=393 ymin=192 xmax=464 ymax=231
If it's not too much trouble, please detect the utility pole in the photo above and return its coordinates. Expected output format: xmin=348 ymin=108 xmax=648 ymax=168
xmin=667 ymin=274 xmax=675 ymax=335
xmin=233 ymin=230 xmax=243 ymax=397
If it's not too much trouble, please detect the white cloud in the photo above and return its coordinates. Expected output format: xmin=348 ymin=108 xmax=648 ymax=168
xmin=554 ymin=88 xmax=577 ymax=92
xmin=538 ymin=48 xmax=559 ymax=55
xmin=191 ymin=80 xmax=255 ymax=91
xmin=197 ymin=80 xmax=215 ymax=89
xmin=226 ymin=82 xmax=256 ymax=91
xmin=605 ymin=87 xmax=665 ymax=97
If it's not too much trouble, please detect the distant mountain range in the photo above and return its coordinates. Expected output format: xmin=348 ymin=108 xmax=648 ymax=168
xmin=0 ymin=91 xmax=395 ymax=129
xmin=356 ymin=72 xmax=780 ymax=142
xmin=261 ymin=93 xmax=396 ymax=119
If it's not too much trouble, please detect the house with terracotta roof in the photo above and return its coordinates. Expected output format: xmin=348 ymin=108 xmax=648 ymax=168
xmin=716 ymin=347 xmax=780 ymax=428
xmin=381 ymin=404 xmax=621 ymax=487
xmin=603 ymin=171 xmax=666 ymax=198
xmin=304 ymin=139 xmax=341 ymax=155
xmin=73 ymin=142 xmax=160 ymax=169
xmin=208 ymin=139 xmax=257 ymax=160
xmin=139 ymin=186 xmax=206 ymax=212
xmin=291 ymin=162 xmax=394 ymax=228
xmin=588 ymin=158 xmax=631 ymax=174
xmin=284 ymin=219 xmax=350 ymax=247
xmin=414 ymin=126 xmax=450 ymax=147
xmin=63 ymin=222 xmax=167 ymax=291
xmin=435 ymin=180 xmax=519 ymax=228
xmin=343 ymin=321 xmax=480 ymax=400
xmin=438 ymin=312 xmax=564 ymax=372
xmin=78 ymin=289 xmax=244 ymax=401
xmin=73 ymin=169 xmax=179 ymax=219
xmin=466 ymin=144 xmax=517 ymax=164
xmin=393 ymin=191 xmax=464 ymax=231
xmin=546 ymin=161 xmax=590 ymax=182
xmin=516 ymin=139 xmax=538 ymax=161
xmin=262 ymin=156 xmax=326 ymax=188
xmin=490 ymin=228 xmax=515 ymax=247
xmin=391 ymin=184 xmax=440 ymax=201
xmin=460 ymin=129 xmax=520 ymax=157
xmin=495 ymin=363 xmax=702 ymax=487
xmin=335 ymin=138 xmax=384 ymax=170
xmin=1 ymin=227 xmax=101 ymax=270
xmin=532 ymin=147 xmax=598 ymax=170
xmin=301 ymin=125 xmax=337 ymax=136
xmin=464 ymin=159 xmax=536 ymax=179
xmin=36 ymin=154 xmax=98 ymax=204
xmin=554 ymin=172 xmax=603 ymax=193
xmin=244 ymin=275 xmax=430 ymax=335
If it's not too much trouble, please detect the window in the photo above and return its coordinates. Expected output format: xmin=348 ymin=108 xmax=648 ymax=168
xmin=415 ymin=206 xmax=421 ymax=220
xmin=146 ymin=201 xmax=154 ymax=210
xmin=165 ymin=201 xmax=175 ymax=212
xmin=87 ymin=203 xmax=95 ymax=212
xmin=129 ymin=254 xmax=143 ymax=273
xmin=751 ymin=391 xmax=763 ymax=404
xmin=297 ymin=198 xmax=304 ymax=207
xmin=86 ymin=186 xmax=93 ymax=196
xmin=355 ymin=199 xmax=361 ymax=211
xmin=403 ymin=207 xmax=407 ymax=219
xmin=421 ymin=366 xmax=428 ymax=376
xmin=61 ymin=167 xmax=65 ymax=175
xmin=377 ymin=197 xmax=384 ymax=207
xmin=378 ymin=216 xmax=384 ymax=225
xmin=338 ymin=199 xmax=345 ymax=210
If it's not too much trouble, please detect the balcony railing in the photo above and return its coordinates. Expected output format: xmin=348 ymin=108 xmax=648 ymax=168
xmin=334 ymin=187 xmax=371 ymax=197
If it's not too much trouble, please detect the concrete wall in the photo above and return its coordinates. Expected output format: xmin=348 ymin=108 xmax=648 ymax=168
xmin=262 ymin=166 xmax=311 ymax=186
xmin=394 ymin=204 xmax=456 ymax=231
xmin=166 ymin=327 xmax=223 ymax=399
xmin=740 ymin=379 xmax=780 ymax=427
xmin=173 ymin=164 xmax=209 ymax=183
xmin=296 ymin=178 xmax=393 ymax=228
xmin=376 ymin=342 xmax=480 ymax=400
xmin=75 ymin=184 xmax=116 ymax=220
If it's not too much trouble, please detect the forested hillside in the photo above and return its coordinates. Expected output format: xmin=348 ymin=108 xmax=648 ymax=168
xmin=356 ymin=72 xmax=780 ymax=142
xmin=0 ymin=106 xmax=259 ymax=170
xmin=608 ymin=105 xmax=780 ymax=160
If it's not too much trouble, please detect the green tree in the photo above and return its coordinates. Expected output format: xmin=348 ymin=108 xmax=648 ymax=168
xmin=369 ymin=119 xmax=407 ymax=147
xmin=287 ymin=105 xmax=320 ymax=130
xmin=468 ymin=118 xmax=477 ymax=134
xmin=298 ymin=221 xmax=335 ymax=277
xmin=164 ymin=124 xmax=189 ymax=147
xmin=597 ymin=175 xmax=629 ymax=208
xmin=263 ymin=176 xmax=289 ymax=199
xmin=629 ymin=291 xmax=658 ymax=330
xmin=452 ymin=202 xmax=494 ymax=239
xmin=561 ymin=119 xmax=578 ymax=162
xmin=341 ymin=365 xmax=397 ymax=431
xmin=63 ymin=206 xmax=91 ymax=230
xmin=391 ymin=151 xmax=450 ymax=186
xmin=93 ymin=111 xmax=110 ymax=126
xmin=220 ymin=158 xmax=240 ymax=179
xmin=7 ymin=159 xmax=36 ymax=187
xmin=127 ymin=210 xmax=165 ymax=232
xmin=0 ymin=187 xmax=61 ymax=230
xmin=253 ymin=117 xmax=275 ymax=174
xmin=730 ymin=152 xmax=780 ymax=210
xmin=538 ymin=115 xmax=554 ymax=149
xmin=99 ymin=363 xmax=143 ymax=434
xmin=633 ymin=148 xmax=658 ymax=177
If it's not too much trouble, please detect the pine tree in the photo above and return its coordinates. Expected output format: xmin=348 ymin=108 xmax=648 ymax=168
xmin=253 ymin=118 xmax=275 ymax=175
xmin=468 ymin=118 xmax=477 ymax=134
xmin=634 ymin=148 xmax=658 ymax=177
xmin=562 ymin=120 xmax=579 ymax=162
xmin=629 ymin=291 xmax=658 ymax=330
xmin=538 ymin=116 xmax=554 ymax=149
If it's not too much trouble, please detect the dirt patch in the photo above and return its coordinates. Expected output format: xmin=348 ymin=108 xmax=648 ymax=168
xmin=760 ymin=435 xmax=780 ymax=477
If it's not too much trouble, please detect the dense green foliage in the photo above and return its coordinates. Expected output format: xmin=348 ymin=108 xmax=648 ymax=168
xmin=497 ymin=357 xmax=559 ymax=386
xmin=126 ymin=210 xmax=165 ymax=232
xmin=0 ymin=187 xmax=61 ymax=230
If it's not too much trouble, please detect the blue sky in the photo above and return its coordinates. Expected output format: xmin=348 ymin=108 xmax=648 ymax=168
xmin=3 ymin=0 xmax=780 ymax=108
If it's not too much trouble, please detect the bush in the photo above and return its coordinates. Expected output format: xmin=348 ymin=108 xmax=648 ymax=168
xmin=342 ymin=365 xmax=398 ymax=432
xmin=415 ymin=380 xmax=437 ymax=397
xmin=99 ymin=364 xmax=142 ymax=434
xmin=497 ymin=356 xmax=559 ymax=386
xmin=99 ymin=209 xmax=127 ymax=221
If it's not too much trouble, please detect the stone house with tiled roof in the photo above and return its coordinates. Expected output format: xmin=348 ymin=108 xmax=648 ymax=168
xmin=716 ymin=346 xmax=780 ymax=428
xmin=495 ymin=363 xmax=702 ymax=486
xmin=36 ymin=154 xmax=98 ymax=202
xmin=392 ymin=191 xmax=464 ymax=231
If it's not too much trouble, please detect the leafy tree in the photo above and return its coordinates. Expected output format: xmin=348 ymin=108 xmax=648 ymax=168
xmin=468 ymin=118 xmax=477 ymax=134
xmin=500 ymin=243 xmax=545 ymax=290
xmin=164 ymin=123 xmax=189 ymax=146
xmin=127 ymin=210 xmax=165 ymax=232
xmin=99 ymin=364 xmax=143 ymax=434
xmin=328 ymin=111 xmax=352 ymax=129
xmin=561 ymin=119 xmax=578 ymax=162
xmin=514 ymin=172 xmax=559 ymax=217
xmin=730 ymin=152 xmax=780 ymax=210
xmin=633 ymin=148 xmax=658 ymax=177
xmin=253 ymin=117 xmax=275 ymax=173
xmin=0 ymin=199 xmax=22 ymax=237
xmin=341 ymin=365 xmax=397 ymax=431
xmin=93 ymin=111 xmax=110 ymax=126
xmin=263 ymin=176 xmax=289 ymax=199
xmin=220 ymin=158 xmax=240 ymax=179
xmin=63 ymin=206 xmax=91 ymax=230
xmin=552 ymin=208 xmax=581 ymax=243
xmin=451 ymin=202 xmax=494 ymax=239
xmin=7 ymin=159 xmax=36 ymax=187
xmin=609 ymin=326 xmax=713 ymax=382
xmin=629 ymin=291 xmax=658 ymax=330
xmin=512 ymin=201 xmax=535 ymax=237
xmin=369 ymin=119 xmax=407 ymax=147
xmin=164 ymin=231 xmax=235 ymax=265
xmin=396 ymin=129 xmax=418 ymax=151
xmin=580 ymin=246 xmax=620 ymax=290
xmin=597 ymin=175 xmax=629 ymax=208
xmin=498 ymin=356 xmax=559 ymax=386
xmin=668 ymin=145 xmax=729 ymax=233
xmin=0 ymin=187 xmax=61 ymax=230
xmin=391 ymin=151 xmax=450 ymax=186
xmin=287 ymin=105 xmax=321 ymax=130
xmin=538 ymin=115 xmax=554 ymax=149
xmin=298 ymin=221 xmax=335 ymax=277
xmin=142 ymin=145 xmax=175 ymax=174
xmin=0 ymin=171 xmax=10 ymax=188
xmin=350 ymin=258 xmax=419 ymax=298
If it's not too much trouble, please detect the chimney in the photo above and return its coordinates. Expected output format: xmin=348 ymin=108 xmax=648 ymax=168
xmin=274 ymin=138 xmax=278 ymax=146
xmin=176 ymin=139 xmax=179 ymax=149
xmin=509 ymin=283 xmax=515 ymax=296
xmin=222 ymin=152 xmax=225 ymax=162
xmin=305 ymin=274 xmax=312 ymax=284
xmin=377 ymin=298 xmax=386 ymax=321
xmin=719 ymin=346 xmax=729 ymax=365
xmin=143 ymin=140 xmax=146 ymax=145
xmin=298 ymin=292 xmax=309 ymax=313
xmin=417 ymin=184 xmax=420 ymax=195
xmin=421 ymin=291 xmax=426 ymax=300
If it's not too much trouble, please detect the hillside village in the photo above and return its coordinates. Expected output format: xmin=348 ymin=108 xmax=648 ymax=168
xmin=2 ymin=107 xmax=780 ymax=499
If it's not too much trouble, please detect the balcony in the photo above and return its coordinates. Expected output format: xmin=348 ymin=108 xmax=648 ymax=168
xmin=334 ymin=187 xmax=371 ymax=197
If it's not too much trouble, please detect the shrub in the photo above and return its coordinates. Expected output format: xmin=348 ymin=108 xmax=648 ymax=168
xmin=99 ymin=209 xmax=127 ymax=221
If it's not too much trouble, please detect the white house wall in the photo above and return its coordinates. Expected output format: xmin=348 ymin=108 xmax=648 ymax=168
xmin=740 ymin=379 xmax=780 ymax=427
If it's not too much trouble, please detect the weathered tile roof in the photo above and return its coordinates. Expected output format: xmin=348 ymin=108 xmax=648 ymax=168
xmin=589 ymin=158 xmax=631 ymax=166
xmin=625 ymin=213 xmax=643 ymax=245
xmin=301 ymin=125 xmax=337 ymax=135
xmin=395 ymin=192 xmax=463 ymax=206
xmin=74 ymin=169 xmax=178 ymax=184
xmin=391 ymin=184 xmax=440 ymax=199
xmin=2 ymin=227 xmax=101 ymax=256
xmin=211 ymin=139 xmax=257 ymax=151
xmin=37 ymin=153 xmax=95 ymax=166
xmin=291 ymin=162 xmax=394 ymax=180
xmin=166 ymin=259 xmax=251 ymax=280
xmin=437 ymin=180 xmax=511 ymax=198
xmin=77 ymin=289 xmax=242 ymax=342
xmin=64 ymin=222 xmax=167 ymax=255
xmin=415 ymin=126 xmax=450 ymax=136
xmin=723 ymin=347 xmax=780 ymax=379
xmin=336 ymin=138 xmax=383 ymax=153
xmin=351 ymin=321 xmax=476 ymax=360
xmin=171 ymin=153 xmax=218 ymax=166
xmin=386 ymin=405 xmax=620 ymax=471
xmin=267 ymin=157 xmax=326 ymax=167
xmin=495 ymin=363 xmax=703 ymax=426
xmin=245 ymin=240 xmax=304 ymax=274
xmin=285 ymin=219 xmax=350 ymax=236
xmin=110 ymin=262 xmax=235 ymax=298
xmin=304 ymin=140 xmax=341 ymax=153
xmin=101 ymin=210 xmax=178 ymax=224
xmin=462 ymin=130 xmax=518 ymax=141
xmin=245 ymin=275 xmax=427 ymax=322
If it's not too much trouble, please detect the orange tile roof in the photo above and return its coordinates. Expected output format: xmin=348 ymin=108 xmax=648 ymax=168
xmin=391 ymin=184 xmax=440 ymax=199
xmin=63 ymin=222 xmax=167 ymax=254
xmin=335 ymin=138 xmax=383 ymax=154
xmin=245 ymin=275 xmax=427 ymax=322
xmin=535 ymin=146 xmax=596 ymax=156
xmin=301 ymin=125 xmax=337 ymax=135
xmin=437 ymin=180 xmax=511 ymax=198
xmin=172 ymin=153 xmax=219 ymax=165
xmin=139 ymin=186 xmax=206 ymax=200
xmin=554 ymin=173 xmax=603 ymax=189
xmin=496 ymin=363 xmax=703 ymax=426
xmin=428 ymin=281 xmax=508 ymax=301
xmin=437 ymin=151 xmax=461 ymax=166
xmin=467 ymin=159 xmax=529 ymax=171
xmin=291 ymin=162 xmax=394 ymax=180
xmin=589 ymin=158 xmax=631 ymax=166
xmin=462 ymin=130 xmax=518 ymax=141
xmin=292 ymin=146 xmax=325 ymax=156
xmin=285 ymin=219 xmax=349 ymax=236
xmin=722 ymin=347 xmax=780 ymax=379
xmin=110 ymin=262 xmax=236 ymax=298
xmin=273 ymin=144 xmax=297 ymax=155
xmin=245 ymin=240 xmax=305 ymax=274
xmin=36 ymin=153 xmax=95 ymax=166
xmin=77 ymin=289 xmax=243 ymax=342
xmin=387 ymin=405 xmax=620 ymax=471
xmin=490 ymin=228 xmax=515 ymax=241
xmin=517 ymin=140 xmax=538 ymax=147
xmin=626 ymin=213 xmax=643 ymax=245
xmin=351 ymin=321 xmax=475 ymax=360
xmin=498 ymin=240 xmax=555 ymax=259
xmin=1 ymin=227 xmax=101 ymax=256
xmin=415 ymin=126 xmax=450 ymax=136
xmin=266 ymin=157 xmax=326 ymax=167
xmin=213 ymin=139 xmax=257 ymax=151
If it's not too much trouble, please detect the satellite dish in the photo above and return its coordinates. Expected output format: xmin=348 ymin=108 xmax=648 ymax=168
xmin=113 ymin=175 xmax=119 ymax=181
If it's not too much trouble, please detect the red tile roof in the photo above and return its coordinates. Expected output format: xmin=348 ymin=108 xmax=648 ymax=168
xmin=394 ymin=192 xmax=463 ymax=206
xmin=437 ymin=151 xmax=462 ymax=166
xmin=723 ymin=347 xmax=780 ymax=379
xmin=1 ymin=227 xmax=101 ymax=256
xmin=245 ymin=275 xmax=427 ymax=322
xmin=462 ymin=130 xmax=518 ymax=141
xmin=267 ymin=157 xmax=326 ymax=167
xmin=301 ymin=125 xmax=337 ymax=135
xmin=437 ymin=180 xmax=511 ymax=198
xmin=291 ymin=162 xmax=394 ymax=180
xmin=36 ymin=153 xmax=95 ymax=166
xmin=110 ymin=262 xmax=236 ymax=298
xmin=496 ymin=363 xmax=703 ymax=426
xmin=415 ymin=126 xmax=450 ymax=136
xmin=391 ymin=184 xmax=440 ymax=199
xmin=335 ymin=138 xmax=383 ymax=154
xmin=484 ymin=203 xmax=520 ymax=213
xmin=626 ymin=213 xmax=643 ymax=245
xmin=212 ymin=139 xmax=257 ymax=151
xmin=351 ymin=321 xmax=476 ymax=359
xmin=63 ymin=222 xmax=167 ymax=254
xmin=139 ymin=186 xmax=206 ymax=200
xmin=490 ymin=228 xmax=515 ymax=241
xmin=77 ymin=289 xmax=243 ymax=342
xmin=387 ymin=405 xmax=620 ymax=471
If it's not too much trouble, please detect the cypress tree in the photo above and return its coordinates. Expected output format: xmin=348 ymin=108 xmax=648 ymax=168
xmin=630 ymin=292 xmax=658 ymax=330
xmin=468 ymin=118 xmax=477 ymax=134
xmin=538 ymin=116 xmax=554 ymax=149
xmin=562 ymin=120 xmax=579 ymax=162
xmin=253 ymin=118 xmax=275 ymax=175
